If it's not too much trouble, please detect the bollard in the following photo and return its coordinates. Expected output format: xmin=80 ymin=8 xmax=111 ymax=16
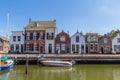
xmin=25 ymin=54 xmax=28 ymax=75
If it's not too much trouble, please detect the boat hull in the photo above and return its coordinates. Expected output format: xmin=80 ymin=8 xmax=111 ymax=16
xmin=41 ymin=61 xmax=72 ymax=67
xmin=0 ymin=60 xmax=14 ymax=71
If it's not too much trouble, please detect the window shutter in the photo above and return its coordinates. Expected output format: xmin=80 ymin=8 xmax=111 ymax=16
xmin=31 ymin=44 xmax=33 ymax=51
xmin=37 ymin=44 xmax=39 ymax=51
xmin=47 ymin=33 xmax=48 ymax=39
xmin=52 ymin=33 xmax=54 ymax=39
xmin=30 ymin=33 xmax=33 ymax=40
xmin=25 ymin=33 xmax=26 ymax=40
xmin=43 ymin=32 xmax=45 ymax=39
xmin=37 ymin=33 xmax=39 ymax=40
xmin=24 ymin=44 xmax=26 ymax=51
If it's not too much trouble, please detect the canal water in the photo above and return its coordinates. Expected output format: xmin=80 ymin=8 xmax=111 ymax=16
xmin=0 ymin=64 xmax=120 ymax=80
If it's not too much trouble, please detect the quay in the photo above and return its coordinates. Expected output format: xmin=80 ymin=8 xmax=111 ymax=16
xmin=1 ymin=54 xmax=120 ymax=64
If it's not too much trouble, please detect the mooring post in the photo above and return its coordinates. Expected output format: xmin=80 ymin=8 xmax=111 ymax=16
xmin=25 ymin=54 xmax=28 ymax=75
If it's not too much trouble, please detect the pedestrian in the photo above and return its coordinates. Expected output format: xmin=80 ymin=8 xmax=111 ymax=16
xmin=58 ymin=48 xmax=61 ymax=55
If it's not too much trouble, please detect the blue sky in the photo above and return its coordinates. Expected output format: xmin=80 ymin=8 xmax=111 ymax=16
xmin=0 ymin=0 xmax=120 ymax=37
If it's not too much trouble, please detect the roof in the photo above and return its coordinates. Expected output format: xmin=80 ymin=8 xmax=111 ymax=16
xmin=25 ymin=20 xmax=56 ymax=30
xmin=0 ymin=35 xmax=9 ymax=41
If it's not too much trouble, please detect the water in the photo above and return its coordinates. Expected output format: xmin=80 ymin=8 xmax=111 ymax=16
xmin=0 ymin=64 xmax=120 ymax=80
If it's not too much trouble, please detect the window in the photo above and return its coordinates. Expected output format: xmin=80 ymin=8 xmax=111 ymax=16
xmin=92 ymin=36 xmax=97 ymax=42
xmin=76 ymin=36 xmax=79 ymax=42
xmin=117 ymin=38 xmax=120 ymax=43
xmin=114 ymin=45 xmax=120 ymax=52
xmin=16 ymin=44 xmax=19 ymax=52
xmin=106 ymin=46 xmax=110 ymax=52
xmin=34 ymin=43 xmax=37 ymax=51
xmin=47 ymin=33 xmax=53 ymax=39
xmin=33 ymin=22 xmax=38 ymax=28
xmin=91 ymin=44 xmax=93 ymax=49
xmin=0 ymin=46 xmax=2 ymax=51
xmin=56 ymin=44 xmax=60 ymax=50
xmin=81 ymin=45 xmax=84 ymax=50
xmin=26 ymin=44 xmax=30 ymax=51
xmin=13 ymin=36 xmax=16 ymax=42
xmin=33 ymin=32 xmax=36 ymax=40
xmin=95 ymin=45 xmax=98 ymax=51
xmin=87 ymin=36 xmax=91 ymax=42
xmin=10 ymin=45 xmax=14 ymax=51
xmin=60 ymin=36 xmax=65 ymax=41
xmin=40 ymin=32 xmax=44 ymax=40
xmin=61 ymin=44 xmax=65 ymax=51
xmin=103 ymin=38 xmax=108 ymax=43
xmin=76 ymin=45 xmax=79 ymax=52
xmin=18 ymin=36 xmax=21 ymax=42
xmin=72 ymin=45 xmax=75 ymax=52
xmin=27 ymin=33 xmax=30 ymax=40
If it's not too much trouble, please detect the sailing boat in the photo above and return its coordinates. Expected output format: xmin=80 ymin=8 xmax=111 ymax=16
xmin=0 ymin=55 xmax=14 ymax=71
xmin=40 ymin=48 xmax=73 ymax=67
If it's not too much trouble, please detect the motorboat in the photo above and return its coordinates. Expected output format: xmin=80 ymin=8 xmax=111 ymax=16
xmin=0 ymin=59 xmax=14 ymax=71
xmin=0 ymin=55 xmax=14 ymax=71
xmin=40 ymin=60 xmax=72 ymax=67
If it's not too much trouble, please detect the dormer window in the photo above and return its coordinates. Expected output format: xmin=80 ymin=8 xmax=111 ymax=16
xmin=60 ymin=36 xmax=65 ymax=42
xmin=103 ymin=38 xmax=108 ymax=43
xmin=33 ymin=22 xmax=38 ymax=28
xmin=76 ymin=36 xmax=79 ymax=42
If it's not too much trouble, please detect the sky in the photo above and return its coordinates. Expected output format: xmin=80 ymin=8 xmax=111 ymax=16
xmin=0 ymin=0 xmax=120 ymax=37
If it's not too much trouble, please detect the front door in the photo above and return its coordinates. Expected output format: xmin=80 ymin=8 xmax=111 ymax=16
xmin=101 ymin=47 xmax=104 ymax=53
xmin=48 ymin=44 xmax=52 ymax=54
xmin=86 ymin=45 xmax=88 ymax=54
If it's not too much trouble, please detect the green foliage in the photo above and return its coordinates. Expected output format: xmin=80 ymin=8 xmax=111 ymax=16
xmin=108 ymin=29 xmax=120 ymax=36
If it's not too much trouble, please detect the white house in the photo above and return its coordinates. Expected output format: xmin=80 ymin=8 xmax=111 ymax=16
xmin=45 ymin=28 xmax=56 ymax=54
xmin=112 ymin=33 xmax=120 ymax=53
xmin=9 ymin=31 xmax=24 ymax=53
xmin=71 ymin=31 xmax=86 ymax=54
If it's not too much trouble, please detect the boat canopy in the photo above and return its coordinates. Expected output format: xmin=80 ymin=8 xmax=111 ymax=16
xmin=0 ymin=55 xmax=8 ymax=61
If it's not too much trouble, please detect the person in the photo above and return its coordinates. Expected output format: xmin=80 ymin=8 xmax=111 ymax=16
xmin=41 ymin=52 xmax=44 ymax=59
xmin=58 ymin=48 xmax=61 ymax=55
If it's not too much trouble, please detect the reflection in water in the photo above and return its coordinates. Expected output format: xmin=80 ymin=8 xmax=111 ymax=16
xmin=0 ymin=65 xmax=120 ymax=80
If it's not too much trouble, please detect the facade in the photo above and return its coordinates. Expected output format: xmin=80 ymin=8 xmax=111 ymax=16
xmin=85 ymin=33 xmax=99 ymax=54
xmin=55 ymin=30 xmax=71 ymax=54
xmin=0 ymin=35 xmax=9 ymax=53
xmin=71 ymin=31 xmax=86 ymax=54
xmin=9 ymin=31 xmax=24 ymax=53
xmin=24 ymin=20 xmax=56 ymax=54
xmin=112 ymin=33 xmax=120 ymax=53
xmin=98 ymin=34 xmax=112 ymax=53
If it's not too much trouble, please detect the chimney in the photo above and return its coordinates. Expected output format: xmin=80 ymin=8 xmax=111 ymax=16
xmin=53 ymin=19 xmax=56 ymax=22
xmin=29 ymin=18 xmax=31 ymax=23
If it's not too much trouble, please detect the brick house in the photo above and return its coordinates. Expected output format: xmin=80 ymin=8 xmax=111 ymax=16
xmin=98 ymin=34 xmax=112 ymax=54
xmin=0 ymin=35 xmax=9 ymax=53
xmin=85 ymin=33 xmax=99 ymax=54
xmin=55 ymin=30 xmax=71 ymax=54
xmin=24 ymin=20 xmax=56 ymax=54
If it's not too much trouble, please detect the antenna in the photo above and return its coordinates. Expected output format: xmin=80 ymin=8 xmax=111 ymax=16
xmin=7 ymin=12 xmax=10 ymax=28
xmin=6 ymin=12 xmax=10 ymax=37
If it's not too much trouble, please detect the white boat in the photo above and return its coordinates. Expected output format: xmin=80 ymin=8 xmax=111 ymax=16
xmin=41 ymin=60 xmax=72 ymax=67
xmin=0 ymin=59 xmax=14 ymax=71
